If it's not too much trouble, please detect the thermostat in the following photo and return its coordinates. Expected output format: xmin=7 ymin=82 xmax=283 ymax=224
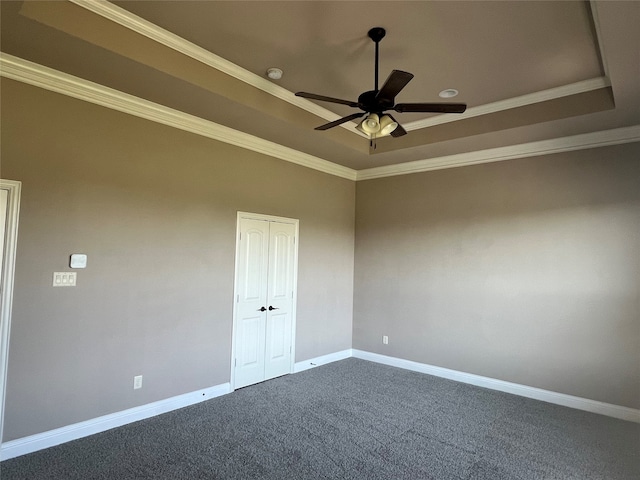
xmin=70 ymin=254 xmax=88 ymax=269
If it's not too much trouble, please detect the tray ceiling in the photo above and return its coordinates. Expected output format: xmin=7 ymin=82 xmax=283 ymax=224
xmin=1 ymin=1 xmax=638 ymax=174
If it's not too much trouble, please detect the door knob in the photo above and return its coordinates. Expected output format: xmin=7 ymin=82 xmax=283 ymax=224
xmin=259 ymin=306 xmax=267 ymax=312
xmin=268 ymin=306 xmax=279 ymax=311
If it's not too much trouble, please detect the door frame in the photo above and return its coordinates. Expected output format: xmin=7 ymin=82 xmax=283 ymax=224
xmin=230 ymin=212 xmax=299 ymax=390
xmin=0 ymin=180 xmax=21 ymax=444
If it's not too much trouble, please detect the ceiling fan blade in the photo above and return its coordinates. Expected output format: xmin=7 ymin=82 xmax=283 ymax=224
xmin=315 ymin=112 xmax=365 ymax=131
xmin=375 ymin=70 xmax=414 ymax=102
xmin=295 ymin=92 xmax=359 ymax=108
xmin=386 ymin=114 xmax=407 ymax=137
xmin=394 ymin=103 xmax=467 ymax=114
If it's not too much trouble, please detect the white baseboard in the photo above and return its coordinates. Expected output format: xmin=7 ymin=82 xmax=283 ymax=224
xmin=0 ymin=383 xmax=231 ymax=461
xmin=4 ymin=349 xmax=638 ymax=461
xmin=352 ymin=350 xmax=640 ymax=423
xmin=1 ymin=348 xmax=355 ymax=461
xmin=294 ymin=349 xmax=353 ymax=373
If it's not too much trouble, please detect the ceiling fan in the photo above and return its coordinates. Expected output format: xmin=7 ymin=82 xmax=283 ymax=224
xmin=296 ymin=27 xmax=467 ymax=138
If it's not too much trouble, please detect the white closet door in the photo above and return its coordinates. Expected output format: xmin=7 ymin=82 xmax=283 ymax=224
xmin=234 ymin=219 xmax=270 ymax=389
xmin=264 ymin=222 xmax=295 ymax=381
xmin=233 ymin=216 xmax=297 ymax=389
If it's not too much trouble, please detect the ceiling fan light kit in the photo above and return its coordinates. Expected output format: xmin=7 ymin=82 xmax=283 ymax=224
xmin=379 ymin=115 xmax=398 ymax=136
xmin=295 ymin=27 xmax=467 ymax=140
xmin=361 ymin=113 xmax=380 ymax=134
xmin=356 ymin=113 xmax=398 ymax=137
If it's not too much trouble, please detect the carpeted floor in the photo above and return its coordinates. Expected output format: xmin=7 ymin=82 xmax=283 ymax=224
xmin=2 ymin=358 xmax=639 ymax=479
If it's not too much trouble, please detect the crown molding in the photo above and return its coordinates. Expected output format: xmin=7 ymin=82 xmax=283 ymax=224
xmin=2 ymin=53 xmax=638 ymax=184
xmin=68 ymin=1 xmax=609 ymax=139
xmin=589 ymin=1 xmax=610 ymax=80
xmin=356 ymin=124 xmax=640 ymax=181
xmin=0 ymin=53 xmax=357 ymax=181
xmin=402 ymin=77 xmax=611 ymax=132
xmin=68 ymin=0 xmax=366 ymax=137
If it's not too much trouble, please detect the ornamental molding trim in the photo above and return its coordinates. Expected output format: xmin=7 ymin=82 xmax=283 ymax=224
xmin=2 ymin=54 xmax=638 ymax=182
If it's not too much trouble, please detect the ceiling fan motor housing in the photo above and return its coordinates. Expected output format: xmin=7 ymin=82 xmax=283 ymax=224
xmin=358 ymin=90 xmax=394 ymax=114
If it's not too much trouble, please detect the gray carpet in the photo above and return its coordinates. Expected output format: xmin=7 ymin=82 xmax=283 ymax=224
xmin=2 ymin=358 xmax=638 ymax=479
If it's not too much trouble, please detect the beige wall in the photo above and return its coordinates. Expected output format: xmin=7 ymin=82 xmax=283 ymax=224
xmin=0 ymin=79 xmax=355 ymax=441
xmin=2 ymin=76 xmax=639 ymax=445
xmin=354 ymin=144 xmax=640 ymax=409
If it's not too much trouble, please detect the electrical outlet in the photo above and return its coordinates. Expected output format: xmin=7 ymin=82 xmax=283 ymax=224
xmin=133 ymin=375 xmax=143 ymax=390
xmin=383 ymin=335 xmax=389 ymax=345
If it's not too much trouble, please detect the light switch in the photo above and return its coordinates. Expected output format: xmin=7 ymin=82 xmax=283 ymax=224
xmin=53 ymin=272 xmax=77 ymax=287
xmin=70 ymin=254 xmax=87 ymax=269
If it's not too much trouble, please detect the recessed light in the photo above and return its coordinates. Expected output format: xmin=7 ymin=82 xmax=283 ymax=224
xmin=439 ymin=88 xmax=459 ymax=98
xmin=266 ymin=68 xmax=283 ymax=80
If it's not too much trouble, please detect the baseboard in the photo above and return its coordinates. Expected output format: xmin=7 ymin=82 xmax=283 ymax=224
xmin=294 ymin=349 xmax=353 ymax=373
xmin=0 ymin=383 xmax=231 ymax=461
xmin=1 ymin=348 xmax=356 ymax=461
xmin=4 ymin=349 xmax=637 ymax=461
xmin=352 ymin=350 xmax=640 ymax=423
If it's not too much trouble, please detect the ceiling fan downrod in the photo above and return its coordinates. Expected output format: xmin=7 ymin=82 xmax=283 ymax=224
xmin=368 ymin=27 xmax=386 ymax=94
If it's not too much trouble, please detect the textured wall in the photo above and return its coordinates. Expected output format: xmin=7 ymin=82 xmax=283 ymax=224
xmin=0 ymin=79 xmax=355 ymax=441
xmin=354 ymin=144 xmax=640 ymax=409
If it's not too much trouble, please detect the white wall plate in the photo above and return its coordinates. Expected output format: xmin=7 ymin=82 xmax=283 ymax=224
xmin=70 ymin=254 xmax=87 ymax=268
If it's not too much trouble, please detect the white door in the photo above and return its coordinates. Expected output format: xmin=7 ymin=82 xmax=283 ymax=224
xmin=0 ymin=189 xmax=8 ymax=283
xmin=0 ymin=180 xmax=21 ymax=443
xmin=233 ymin=214 xmax=297 ymax=389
